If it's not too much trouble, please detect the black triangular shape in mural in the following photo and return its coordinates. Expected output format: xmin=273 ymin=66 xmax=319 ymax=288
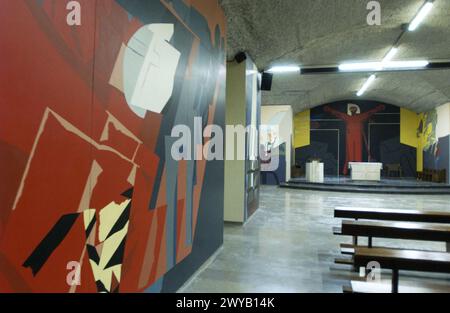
xmin=86 ymin=244 xmax=100 ymax=265
xmin=23 ymin=213 xmax=80 ymax=276
xmin=105 ymin=203 xmax=131 ymax=241
xmin=104 ymin=236 xmax=127 ymax=270
xmin=121 ymin=188 xmax=134 ymax=199
xmin=96 ymin=280 xmax=108 ymax=293
xmin=85 ymin=214 xmax=96 ymax=238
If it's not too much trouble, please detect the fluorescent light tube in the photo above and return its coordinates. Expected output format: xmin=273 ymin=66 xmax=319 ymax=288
xmin=382 ymin=47 xmax=398 ymax=64
xmin=408 ymin=2 xmax=434 ymax=31
xmin=384 ymin=60 xmax=429 ymax=69
xmin=377 ymin=47 xmax=399 ymax=70
xmin=357 ymin=75 xmax=376 ymax=97
xmin=339 ymin=62 xmax=381 ymax=72
xmin=266 ymin=66 xmax=301 ymax=73
xmin=339 ymin=60 xmax=428 ymax=72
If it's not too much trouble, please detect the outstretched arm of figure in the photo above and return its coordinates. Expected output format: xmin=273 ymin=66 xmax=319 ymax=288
xmin=324 ymin=106 xmax=349 ymax=120
xmin=359 ymin=104 xmax=386 ymax=121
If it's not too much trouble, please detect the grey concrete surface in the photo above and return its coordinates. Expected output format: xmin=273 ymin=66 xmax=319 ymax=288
xmin=220 ymin=0 xmax=450 ymax=113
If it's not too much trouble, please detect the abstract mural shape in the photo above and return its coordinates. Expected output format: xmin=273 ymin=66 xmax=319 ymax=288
xmin=0 ymin=0 xmax=226 ymax=293
xmin=85 ymin=196 xmax=131 ymax=293
xmin=123 ymin=24 xmax=181 ymax=117
xmin=23 ymin=213 xmax=81 ymax=276
xmin=418 ymin=109 xmax=438 ymax=153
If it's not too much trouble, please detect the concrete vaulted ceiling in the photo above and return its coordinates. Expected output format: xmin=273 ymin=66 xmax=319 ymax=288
xmin=219 ymin=0 xmax=450 ymax=113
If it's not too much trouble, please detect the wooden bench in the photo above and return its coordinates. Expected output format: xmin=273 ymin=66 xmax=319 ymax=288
xmin=340 ymin=220 xmax=450 ymax=244
xmin=354 ymin=247 xmax=450 ymax=293
xmin=335 ymin=207 xmax=450 ymax=249
xmin=336 ymin=220 xmax=450 ymax=253
xmin=418 ymin=168 xmax=447 ymax=183
xmin=384 ymin=164 xmax=402 ymax=178
xmin=339 ymin=243 xmax=425 ymax=255
xmin=334 ymin=208 xmax=450 ymax=293
xmin=335 ymin=207 xmax=450 ymax=224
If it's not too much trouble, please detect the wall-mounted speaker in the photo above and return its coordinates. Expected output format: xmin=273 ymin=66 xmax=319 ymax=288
xmin=234 ymin=52 xmax=247 ymax=64
xmin=261 ymin=72 xmax=273 ymax=91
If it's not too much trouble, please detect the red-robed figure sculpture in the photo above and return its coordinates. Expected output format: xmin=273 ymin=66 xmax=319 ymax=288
xmin=324 ymin=104 xmax=385 ymax=175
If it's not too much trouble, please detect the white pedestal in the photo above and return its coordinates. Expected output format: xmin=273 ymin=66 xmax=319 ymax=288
xmin=306 ymin=161 xmax=324 ymax=183
xmin=349 ymin=162 xmax=382 ymax=181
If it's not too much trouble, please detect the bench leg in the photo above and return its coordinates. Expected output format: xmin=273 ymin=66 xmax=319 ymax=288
xmin=353 ymin=218 xmax=359 ymax=246
xmin=368 ymin=237 xmax=373 ymax=248
xmin=392 ymin=269 xmax=399 ymax=294
xmin=447 ymin=242 xmax=450 ymax=252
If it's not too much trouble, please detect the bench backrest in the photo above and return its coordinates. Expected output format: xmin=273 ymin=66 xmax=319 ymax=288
xmin=341 ymin=220 xmax=450 ymax=242
xmin=335 ymin=207 xmax=450 ymax=224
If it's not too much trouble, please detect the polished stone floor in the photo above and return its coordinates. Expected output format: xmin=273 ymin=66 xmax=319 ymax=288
xmin=181 ymin=186 xmax=450 ymax=293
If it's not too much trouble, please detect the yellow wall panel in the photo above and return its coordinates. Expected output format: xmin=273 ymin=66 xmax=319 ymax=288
xmin=400 ymin=108 xmax=424 ymax=172
xmin=400 ymin=108 xmax=419 ymax=148
xmin=417 ymin=140 xmax=424 ymax=172
xmin=294 ymin=110 xmax=310 ymax=148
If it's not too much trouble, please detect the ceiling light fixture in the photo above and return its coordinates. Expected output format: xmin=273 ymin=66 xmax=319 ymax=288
xmin=382 ymin=47 xmax=399 ymax=64
xmin=376 ymin=47 xmax=399 ymax=70
xmin=339 ymin=62 xmax=380 ymax=72
xmin=408 ymin=1 xmax=434 ymax=31
xmin=383 ymin=60 xmax=429 ymax=69
xmin=357 ymin=75 xmax=376 ymax=97
xmin=266 ymin=66 xmax=301 ymax=73
xmin=339 ymin=60 xmax=429 ymax=72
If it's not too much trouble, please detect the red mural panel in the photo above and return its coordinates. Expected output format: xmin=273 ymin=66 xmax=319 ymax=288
xmin=0 ymin=0 xmax=226 ymax=293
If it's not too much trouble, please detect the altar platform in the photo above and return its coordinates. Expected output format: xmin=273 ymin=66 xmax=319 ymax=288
xmin=280 ymin=177 xmax=450 ymax=195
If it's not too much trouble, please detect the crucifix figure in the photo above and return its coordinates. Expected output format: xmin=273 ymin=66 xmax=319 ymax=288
xmin=324 ymin=104 xmax=385 ymax=175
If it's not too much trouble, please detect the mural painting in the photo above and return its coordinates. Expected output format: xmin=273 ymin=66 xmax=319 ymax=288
xmin=0 ymin=0 xmax=226 ymax=293
xmin=418 ymin=104 xmax=450 ymax=183
xmin=418 ymin=109 xmax=439 ymax=165
xmin=295 ymin=101 xmax=417 ymax=177
xmin=324 ymin=104 xmax=385 ymax=175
